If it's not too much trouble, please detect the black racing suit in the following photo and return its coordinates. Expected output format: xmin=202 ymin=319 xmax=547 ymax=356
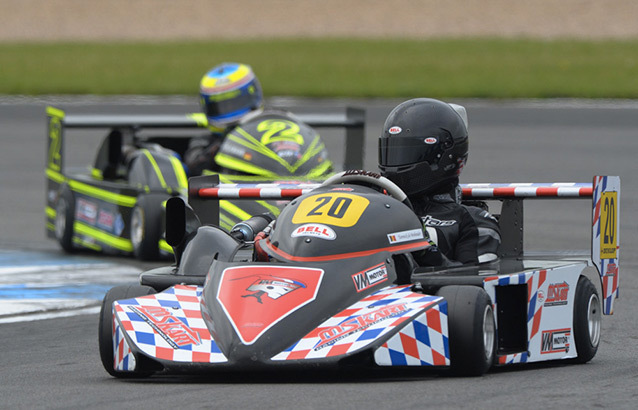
xmin=183 ymin=132 xmax=225 ymax=176
xmin=411 ymin=191 xmax=501 ymax=267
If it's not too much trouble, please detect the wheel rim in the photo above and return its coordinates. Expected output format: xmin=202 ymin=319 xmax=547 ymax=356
xmin=55 ymin=198 xmax=68 ymax=239
xmin=130 ymin=207 xmax=144 ymax=249
xmin=587 ymin=293 xmax=602 ymax=347
xmin=483 ymin=304 xmax=496 ymax=361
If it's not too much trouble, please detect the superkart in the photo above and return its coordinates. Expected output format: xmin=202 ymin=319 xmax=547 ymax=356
xmin=45 ymin=106 xmax=364 ymax=260
xmin=98 ymin=171 xmax=620 ymax=377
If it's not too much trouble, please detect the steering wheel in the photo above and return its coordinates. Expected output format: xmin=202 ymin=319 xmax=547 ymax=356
xmin=319 ymin=170 xmax=414 ymax=211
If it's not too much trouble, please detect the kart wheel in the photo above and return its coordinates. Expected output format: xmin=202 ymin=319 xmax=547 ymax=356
xmin=437 ymin=285 xmax=495 ymax=376
xmin=572 ymin=276 xmax=601 ymax=363
xmin=55 ymin=186 xmax=76 ymax=252
xmin=98 ymin=285 xmax=157 ymax=378
xmin=130 ymin=194 xmax=165 ymax=260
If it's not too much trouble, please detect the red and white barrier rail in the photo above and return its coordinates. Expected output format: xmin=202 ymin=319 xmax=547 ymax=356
xmin=193 ymin=182 xmax=593 ymax=200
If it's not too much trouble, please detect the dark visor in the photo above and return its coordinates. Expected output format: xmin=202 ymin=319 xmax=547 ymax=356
xmin=378 ymin=136 xmax=442 ymax=166
xmin=205 ymin=92 xmax=258 ymax=118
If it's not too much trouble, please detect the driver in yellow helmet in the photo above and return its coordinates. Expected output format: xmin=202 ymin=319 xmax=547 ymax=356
xmin=184 ymin=62 xmax=264 ymax=176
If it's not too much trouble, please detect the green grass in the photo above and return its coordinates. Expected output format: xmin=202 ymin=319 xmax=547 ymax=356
xmin=1 ymin=38 xmax=638 ymax=98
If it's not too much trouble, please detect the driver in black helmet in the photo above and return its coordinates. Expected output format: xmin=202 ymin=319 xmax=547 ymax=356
xmin=378 ymin=98 xmax=501 ymax=267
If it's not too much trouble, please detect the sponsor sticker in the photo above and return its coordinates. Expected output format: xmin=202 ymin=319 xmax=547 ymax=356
xmin=129 ymin=305 xmax=202 ymax=348
xmin=544 ymin=282 xmax=569 ymax=307
xmin=387 ymin=228 xmax=424 ymax=244
xmin=389 ymin=126 xmax=402 ymax=134
xmin=421 ymin=215 xmax=457 ymax=227
xmin=97 ymin=210 xmax=114 ymax=231
xmin=536 ymin=290 xmax=546 ymax=305
xmin=343 ymin=169 xmax=381 ymax=179
xmin=76 ymin=198 xmax=98 ymax=224
xmin=352 ymin=263 xmax=388 ymax=292
xmin=541 ymin=328 xmax=571 ymax=354
xmin=291 ymin=224 xmax=337 ymax=240
xmin=314 ymin=303 xmax=408 ymax=350
xmin=424 ymin=137 xmax=437 ymax=144
xmin=605 ymin=263 xmax=618 ymax=277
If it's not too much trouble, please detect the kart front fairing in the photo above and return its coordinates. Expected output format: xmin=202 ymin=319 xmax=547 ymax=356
xmin=111 ymin=184 xmax=450 ymax=371
xmin=112 ymin=255 xmax=449 ymax=371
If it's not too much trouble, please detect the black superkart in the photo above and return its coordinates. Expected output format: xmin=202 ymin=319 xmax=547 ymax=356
xmin=98 ymin=171 xmax=620 ymax=378
xmin=45 ymin=106 xmax=364 ymax=260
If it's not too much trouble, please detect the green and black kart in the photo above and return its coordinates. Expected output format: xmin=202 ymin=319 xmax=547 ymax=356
xmin=45 ymin=106 xmax=365 ymax=260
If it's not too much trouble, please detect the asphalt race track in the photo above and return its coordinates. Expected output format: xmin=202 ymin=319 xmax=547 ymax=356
xmin=1 ymin=97 xmax=637 ymax=409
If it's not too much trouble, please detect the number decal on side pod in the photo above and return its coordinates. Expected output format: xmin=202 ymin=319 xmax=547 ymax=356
xmin=292 ymin=193 xmax=369 ymax=227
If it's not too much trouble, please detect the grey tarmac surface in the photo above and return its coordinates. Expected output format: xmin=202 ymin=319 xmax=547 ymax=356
xmin=0 ymin=98 xmax=637 ymax=409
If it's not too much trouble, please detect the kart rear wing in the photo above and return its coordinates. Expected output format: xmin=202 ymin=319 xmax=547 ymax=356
xmin=45 ymin=106 xmax=366 ymax=173
xmin=184 ymin=174 xmax=620 ymax=315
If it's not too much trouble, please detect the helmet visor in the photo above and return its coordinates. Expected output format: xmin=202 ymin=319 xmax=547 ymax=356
xmin=379 ymin=136 xmax=442 ymax=167
xmin=204 ymin=91 xmax=259 ymax=120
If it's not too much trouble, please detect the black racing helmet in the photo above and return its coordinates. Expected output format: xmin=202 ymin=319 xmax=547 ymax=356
xmin=378 ymin=98 xmax=469 ymax=197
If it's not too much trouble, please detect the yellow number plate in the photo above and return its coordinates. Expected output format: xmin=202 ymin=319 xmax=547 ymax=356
xmin=292 ymin=193 xmax=369 ymax=227
xmin=600 ymin=191 xmax=618 ymax=259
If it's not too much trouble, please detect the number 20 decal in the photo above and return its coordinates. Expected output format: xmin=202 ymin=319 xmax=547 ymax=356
xmin=292 ymin=193 xmax=369 ymax=227
xmin=600 ymin=191 xmax=618 ymax=259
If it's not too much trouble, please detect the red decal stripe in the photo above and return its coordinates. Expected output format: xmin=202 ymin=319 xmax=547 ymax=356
xmin=262 ymin=240 xmax=431 ymax=262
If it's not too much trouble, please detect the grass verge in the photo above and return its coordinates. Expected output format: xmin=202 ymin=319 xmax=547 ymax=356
xmin=1 ymin=38 xmax=637 ymax=98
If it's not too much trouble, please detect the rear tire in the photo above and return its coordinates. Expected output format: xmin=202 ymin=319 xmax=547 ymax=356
xmin=572 ymin=276 xmax=601 ymax=363
xmin=55 ymin=186 xmax=76 ymax=252
xmin=130 ymin=194 xmax=166 ymax=260
xmin=437 ymin=285 xmax=495 ymax=376
xmin=98 ymin=284 xmax=157 ymax=378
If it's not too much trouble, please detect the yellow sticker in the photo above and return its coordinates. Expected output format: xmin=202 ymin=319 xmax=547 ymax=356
xmin=600 ymin=191 xmax=618 ymax=259
xmin=292 ymin=193 xmax=369 ymax=227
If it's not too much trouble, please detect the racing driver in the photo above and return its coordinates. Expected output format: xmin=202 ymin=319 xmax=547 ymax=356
xmin=184 ymin=62 xmax=265 ymax=176
xmin=378 ymin=98 xmax=501 ymax=268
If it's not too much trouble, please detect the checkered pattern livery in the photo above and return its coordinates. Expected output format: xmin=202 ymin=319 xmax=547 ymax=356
xmin=498 ymin=352 xmax=529 ymax=365
xmin=114 ymin=314 xmax=136 ymax=371
xmin=592 ymin=176 xmax=620 ymax=315
xmin=271 ymin=285 xmax=443 ymax=361
xmin=374 ymin=302 xmax=450 ymax=366
xmin=113 ymin=285 xmax=228 ymax=365
xmin=484 ymin=270 xmax=541 ymax=365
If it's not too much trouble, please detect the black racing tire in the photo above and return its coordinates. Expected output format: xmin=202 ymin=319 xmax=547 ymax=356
xmin=572 ymin=276 xmax=601 ymax=363
xmin=55 ymin=186 xmax=76 ymax=253
xmin=98 ymin=284 xmax=157 ymax=378
xmin=130 ymin=194 xmax=166 ymax=261
xmin=437 ymin=285 xmax=496 ymax=376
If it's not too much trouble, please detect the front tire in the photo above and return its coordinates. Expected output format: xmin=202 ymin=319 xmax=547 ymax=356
xmin=130 ymin=194 xmax=166 ymax=260
xmin=98 ymin=285 xmax=157 ymax=378
xmin=572 ymin=276 xmax=601 ymax=363
xmin=437 ymin=285 xmax=495 ymax=376
xmin=55 ymin=186 xmax=76 ymax=252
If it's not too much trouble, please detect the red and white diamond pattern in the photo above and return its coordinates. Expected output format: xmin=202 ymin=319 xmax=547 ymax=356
xmin=271 ymin=285 xmax=442 ymax=361
xmin=113 ymin=285 xmax=227 ymax=365
xmin=374 ymin=303 xmax=450 ymax=366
